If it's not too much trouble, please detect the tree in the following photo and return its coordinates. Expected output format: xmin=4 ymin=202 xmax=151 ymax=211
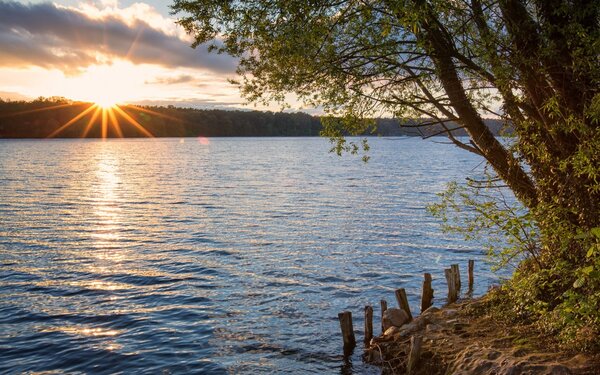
xmin=173 ymin=0 xmax=600 ymax=348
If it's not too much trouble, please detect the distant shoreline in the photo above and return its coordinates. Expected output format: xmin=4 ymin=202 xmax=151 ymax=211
xmin=0 ymin=99 xmax=508 ymax=139
xmin=0 ymin=135 xmax=453 ymax=140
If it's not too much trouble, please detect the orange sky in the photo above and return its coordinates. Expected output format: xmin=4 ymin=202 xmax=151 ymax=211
xmin=0 ymin=1 xmax=286 ymax=111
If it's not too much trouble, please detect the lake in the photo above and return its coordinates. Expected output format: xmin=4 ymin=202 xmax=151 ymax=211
xmin=0 ymin=137 xmax=500 ymax=374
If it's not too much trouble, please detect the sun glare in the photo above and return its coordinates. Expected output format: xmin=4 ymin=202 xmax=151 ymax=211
xmin=59 ymin=62 xmax=142 ymax=107
xmin=39 ymin=100 xmax=162 ymax=139
xmin=14 ymin=61 xmax=191 ymax=138
xmin=95 ymin=98 xmax=119 ymax=109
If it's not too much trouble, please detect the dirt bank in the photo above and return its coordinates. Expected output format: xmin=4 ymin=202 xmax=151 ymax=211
xmin=363 ymin=297 xmax=600 ymax=374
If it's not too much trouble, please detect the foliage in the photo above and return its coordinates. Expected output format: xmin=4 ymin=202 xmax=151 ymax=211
xmin=428 ymin=178 xmax=539 ymax=272
xmin=172 ymin=0 xmax=600 ymax=349
xmin=479 ymin=228 xmax=600 ymax=352
xmin=551 ymin=228 xmax=600 ymax=351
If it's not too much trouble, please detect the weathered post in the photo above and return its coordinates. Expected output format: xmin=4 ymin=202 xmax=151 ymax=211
xmin=364 ymin=305 xmax=373 ymax=345
xmin=421 ymin=273 xmax=434 ymax=312
xmin=407 ymin=335 xmax=423 ymax=374
xmin=468 ymin=259 xmax=474 ymax=291
xmin=380 ymin=299 xmax=388 ymax=333
xmin=444 ymin=268 xmax=457 ymax=304
xmin=451 ymin=264 xmax=461 ymax=291
xmin=395 ymin=288 xmax=413 ymax=321
xmin=338 ymin=311 xmax=356 ymax=355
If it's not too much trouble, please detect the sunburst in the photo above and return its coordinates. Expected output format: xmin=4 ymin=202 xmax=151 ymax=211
xmin=3 ymin=99 xmax=186 ymax=139
xmin=41 ymin=101 xmax=157 ymax=139
xmin=95 ymin=98 xmax=119 ymax=110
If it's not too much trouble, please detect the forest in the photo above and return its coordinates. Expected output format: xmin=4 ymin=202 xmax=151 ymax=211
xmin=0 ymin=97 xmax=505 ymax=138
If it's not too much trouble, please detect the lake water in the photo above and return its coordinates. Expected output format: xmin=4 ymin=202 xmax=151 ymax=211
xmin=0 ymin=137 xmax=500 ymax=374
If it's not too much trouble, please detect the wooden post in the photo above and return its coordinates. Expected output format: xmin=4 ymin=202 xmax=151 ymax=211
xmin=421 ymin=273 xmax=434 ymax=312
xmin=364 ymin=305 xmax=373 ymax=345
xmin=395 ymin=288 xmax=413 ymax=321
xmin=407 ymin=335 xmax=423 ymax=374
xmin=468 ymin=259 xmax=474 ymax=291
xmin=444 ymin=268 xmax=457 ymax=304
xmin=338 ymin=311 xmax=356 ymax=355
xmin=451 ymin=264 xmax=461 ymax=291
xmin=380 ymin=299 xmax=388 ymax=333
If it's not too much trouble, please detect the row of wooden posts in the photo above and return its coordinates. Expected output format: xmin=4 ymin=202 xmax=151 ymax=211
xmin=338 ymin=259 xmax=475 ymax=354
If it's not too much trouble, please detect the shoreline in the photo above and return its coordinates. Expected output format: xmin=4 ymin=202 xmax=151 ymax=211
xmin=362 ymin=295 xmax=600 ymax=374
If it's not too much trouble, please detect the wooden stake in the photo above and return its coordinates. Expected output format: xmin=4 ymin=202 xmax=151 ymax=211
xmin=407 ymin=335 xmax=423 ymax=374
xmin=380 ymin=299 xmax=388 ymax=333
xmin=468 ymin=259 xmax=474 ymax=291
xmin=444 ymin=268 xmax=457 ymax=304
xmin=338 ymin=311 xmax=356 ymax=355
xmin=364 ymin=305 xmax=373 ymax=345
xmin=421 ymin=273 xmax=434 ymax=312
xmin=451 ymin=264 xmax=461 ymax=291
xmin=395 ymin=288 xmax=413 ymax=321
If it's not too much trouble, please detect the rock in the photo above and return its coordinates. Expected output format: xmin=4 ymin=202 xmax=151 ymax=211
xmin=397 ymin=318 xmax=427 ymax=337
xmin=384 ymin=326 xmax=401 ymax=337
xmin=426 ymin=323 xmax=442 ymax=333
xmin=382 ymin=308 xmax=409 ymax=330
xmin=421 ymin=306 xmax=440 ymax=316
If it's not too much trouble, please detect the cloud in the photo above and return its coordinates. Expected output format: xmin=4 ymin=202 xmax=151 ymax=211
xmin=0 ymin=1 xmax=237 ymax=74
xmin=0 ymin=90 xmax=32 ymax=101
xmin=145 ymin=74 xmax=196 ymax=85
xmin=130 ymin=98 xmax=246 ymax=110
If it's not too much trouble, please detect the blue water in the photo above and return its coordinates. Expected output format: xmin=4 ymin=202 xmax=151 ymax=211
xmin=0 ymin=137 xmax=499 ymax=374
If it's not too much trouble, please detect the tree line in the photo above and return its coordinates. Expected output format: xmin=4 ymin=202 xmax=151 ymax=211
xmin=0 ymin=97 xmax=505 ymax=138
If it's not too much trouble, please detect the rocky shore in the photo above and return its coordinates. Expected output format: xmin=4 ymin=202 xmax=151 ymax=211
xmin=363 ymin=297 xmax=599 ymax=374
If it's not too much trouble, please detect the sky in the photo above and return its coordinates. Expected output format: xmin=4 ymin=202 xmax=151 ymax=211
xmin=0 ymin=0 xmax=278 ymax=110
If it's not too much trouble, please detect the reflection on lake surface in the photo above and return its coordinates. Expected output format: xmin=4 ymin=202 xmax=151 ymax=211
xmin=0 ymin=137 xmax=500 ymax=373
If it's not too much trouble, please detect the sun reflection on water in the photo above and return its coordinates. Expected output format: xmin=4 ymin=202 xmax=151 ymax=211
xmin=92 ymin=148 xmax=125 ymax=254
xmin=40 ymin=325 xmax=124 ymax=351
xmin=42 ymin=325 xmax=123 ymax=338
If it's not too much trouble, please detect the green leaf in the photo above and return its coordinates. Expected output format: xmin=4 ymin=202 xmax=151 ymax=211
xmin=582 ymin=265 xmax=594 ymax=275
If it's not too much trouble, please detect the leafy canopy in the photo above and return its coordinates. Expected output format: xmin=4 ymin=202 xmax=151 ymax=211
xmin=173 ymin=0 xmax=600 ymax=349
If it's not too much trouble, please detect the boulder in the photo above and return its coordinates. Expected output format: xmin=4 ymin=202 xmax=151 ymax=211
xmin=382 ymin=308 xmax=409 ymax=330
xmin=397 ymin=317 xmax=427 ymax=337
xmin=383 ymin=325 xmax=401 ymax=337
xmin=421 ymin=306 xmax=440 ymax=316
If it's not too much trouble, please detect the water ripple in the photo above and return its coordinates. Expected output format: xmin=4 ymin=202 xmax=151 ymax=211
xmin=0 ymin=137 xmax=505 ymax=374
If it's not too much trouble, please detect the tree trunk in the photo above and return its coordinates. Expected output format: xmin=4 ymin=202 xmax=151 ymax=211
xmin=415 ymin=3 xmax=538 ymax=208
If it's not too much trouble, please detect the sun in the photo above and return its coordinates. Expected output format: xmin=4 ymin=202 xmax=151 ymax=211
xmin=94 ymin=97 xmax=119 ymax=109
xmin=61 ymin=62 xmax=142 ymax=109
